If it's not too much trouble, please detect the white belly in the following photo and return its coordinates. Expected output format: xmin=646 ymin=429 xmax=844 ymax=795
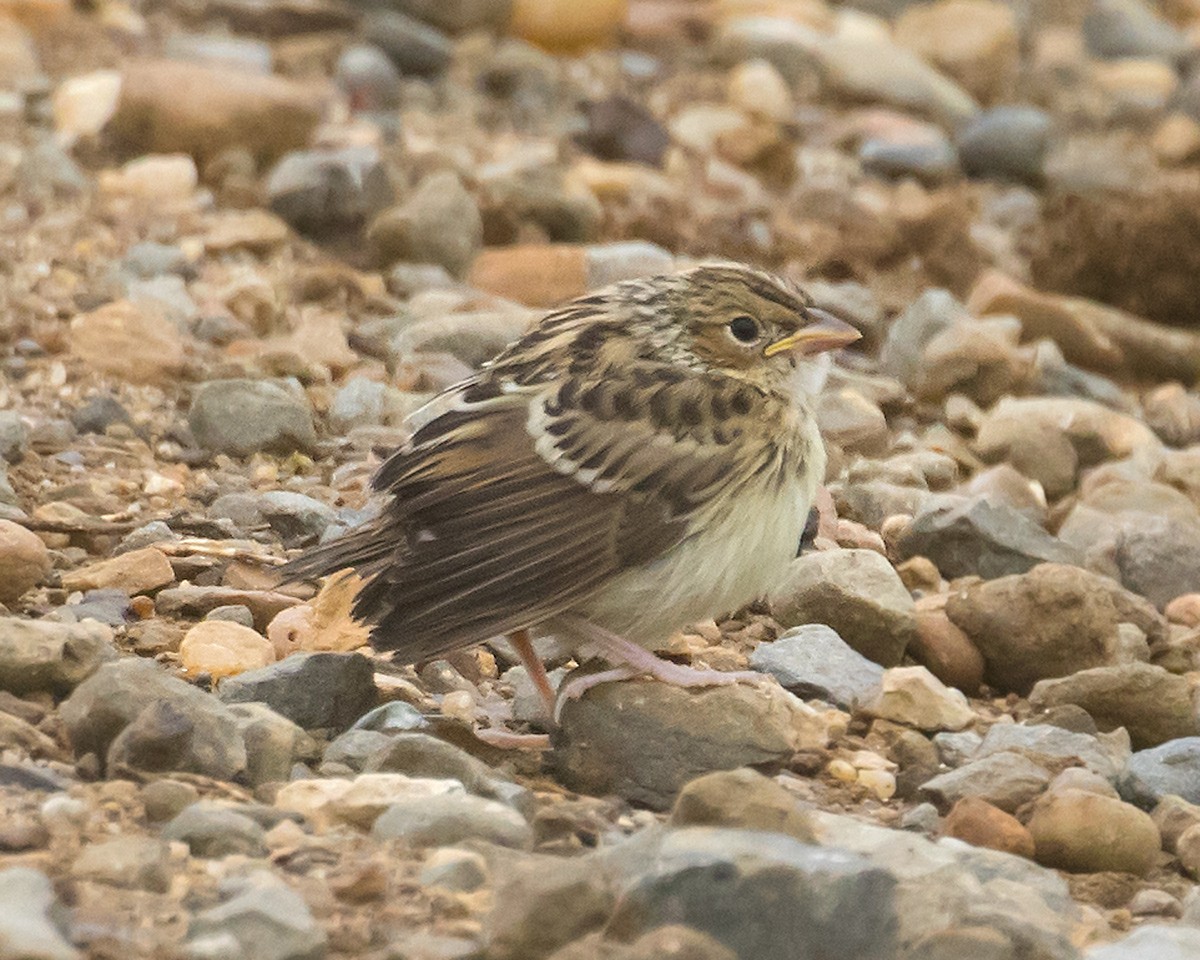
xmin=576 ymin=466 xmax=818 ymax=648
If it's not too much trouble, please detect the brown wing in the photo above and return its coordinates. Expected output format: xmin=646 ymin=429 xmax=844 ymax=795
xmin=323 ymin=367 xmax=770 ymax=662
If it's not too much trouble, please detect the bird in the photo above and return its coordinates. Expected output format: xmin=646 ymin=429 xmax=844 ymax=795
xmin=278 ymin=262 xmax=860 ymax=720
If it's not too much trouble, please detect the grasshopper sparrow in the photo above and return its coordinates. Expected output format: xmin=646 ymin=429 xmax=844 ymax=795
xmin=281 ymin=263 xmax=860 ymax=717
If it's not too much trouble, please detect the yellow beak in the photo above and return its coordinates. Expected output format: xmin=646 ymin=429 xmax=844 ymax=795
xmin=764 ymin=308 xmax=862 ymax=358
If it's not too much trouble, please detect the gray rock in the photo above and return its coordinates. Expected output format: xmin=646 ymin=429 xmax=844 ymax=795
xmin=387 ymin=0 xmax=511 ymax=33
xmin=769 ymin=549 xmax=916 ymax=666
xmin=1087 ymin=924 xmax=1200 ymax=959
xmin=266 ymin=146 xmax=393 ymax=239
xmin=363 ymin=732 xmax=531 ymax=815
xmin=880 ymin=289 xmax=969 ymax=390
xmin=1083 ymin=0 xmax=1188 ymax=62
xmin=1113 ymin=516 xmax=1200 ymax=611
xmin=205 ymin=605 xmax=256 ymax=629
xmin=70 ymin=395 xmax=132 ymax=435
xmin=141 ymin=779 xmax=201 ymax=822
xmin=189 ymin=379 xmax=317 ymax=458
xmin=919 ymin=751 xmax=1051 ymax=812
xmin=860 ymin=136 xmax=959 ymax=186
xmin=933 ymin=730 xmax=983 ymax=767
xmin=748 ymin=624 xmax=884 ymax=709
xmin=944 ymin=564 xmax=1163 ymax=695
xmin=372 ymin=793 xmax=533 ymax=849
xmin=187 ymin=872 xmax=326 ymax=960
xmin=116 ymin=520 xmax=178 ymax=554
xmin=228 ymin=702 xmax=317 ymax=787
xmin=898 ymin=497 xmax=1082 ymax=580
xmin=322 ymin=729 xmax=392 ymax=773
xmin=0 ymin=867 xmax=79 ymax=960
xmin=553 ymin=680 xmax=827 ymax=811
xmin=327 ymin=377 xmax=412 ymax=434
xmin=334 ymin=44 xmax=400 ymax=113
xmin=486 ymin=853 xmax=615 ymax=960
xmin=208 ymin=493 xmax=264 ymax=530
xmin=956 ymin=107 xmax=1053 ymax=184
xmin=974 ymin=723 xmax=1130 ymax=783
xmin=72 ymin=835 xmax=172 ymax=892
xmin=1120 ymin=737 xmax=1200 ymax=806
xmin=607 ymin=828 xmax=897 ymax=960
xmin=61 ymin=658 xmax=246 ymax=780
xmin=255 ymin=491 xmax=336 ymax=548
xmin=367 ymin=171 xmax=483 ymax=276
xmin=163 ymin=802 xmax=268 ymax=858
xmin=52 ymin=589 xmax=132 ymax=627
xmin=504 ymin=664 xmax=567 ymax=725
xmin=350 ymin=701 xmax=430 ymax=734
xmin=0 ymin=617 xmax=116 ymax=695
xmin=122 ymin=241 xmax=190 ymax=279
xmin=15 ymin=140 xmax=87 ymax=200
xmin=362 ymin=9 xmax=452 ymax=77
xmin=0 ymin=410 xmax=28 ymax=464
xmin=218 ymin=652 xmax=376 ymax=731
xmin=1029 ymin=662 xmax=1199 ymax=750
xmin=419 ymin=848 xmax=489 ymax=892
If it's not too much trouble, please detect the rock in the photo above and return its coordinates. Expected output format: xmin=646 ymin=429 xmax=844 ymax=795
xmin=0 ymin=411 xmax=28 ymax=463
xmin=334 ymin=44 xmax=400 ymax=113
xmin=944 ymin=564 xmax=1161 ymax=694
xmin=68 ymin=300 xmax=187 ymax=386
xmin=218 ymin=651 xmax=376 ymax=731
xmin=163 ymin=801 xmax=269 ymax=858
xmin=361 ymin=9 xmax=452 ymax=77
xmin=859 ymin=134 xmax=960 ymax=186
xmin=275 ymin=774 xmax=462 ymax=831
xmin=266 ymin=146 xmax=392 ymax=239
xmin=669 ymin=768 xmax=816 ymax=842
xmin=186 ymin=872 xmax=327 ymax=960
xmin=919 ymin=751 xmax=1051 ymax=813
xmin=897 ymin=498 xmax=1081 ymax=580
xmin=363 ymin=732 xmax=530 ymax=814
xmin=141 ymin=779 xmax=201 ymax=822
xmin=1087 ymin=925 xmax=1200 ymax=960
xmin=206 ymin=605 xmax=256 ymax=629
xmin=1112 ymin=516 xmax=1200 ymax=610
xmin=864 ymin=666 xmax=976 ymax=732
xmin=1029 ymin=662 xmax=1199 ymax=750
xmin=553 ymin=680 xmax=833 ymax=811
xmin=155 ymin=584 xmax=301 ymax=631
xmin=894 ymin=0 xmax=1019 ymax=105
xmin=60 ymin=547 xmax=174 ymax=595
xmin=367 ymin=171 xmax=482 ymax=276
xmin=509 ymin=0 xmax=624 ymax=52
xmin=189 ymin=379 xmax=317 ymax=457
xmin=70 ymin=394 xmax=132 ymax=435
xmin=975 ymin=722 xmax=1130 ymax=783
xmin=1083 ymin=0 xmax=1188 ymax=62
xmin=815 ymin=388 xmax=889 ymax=454
xmin=910 ymin=607 xmax=986 ymax=695
xmin=1143 ymin=382 xmax=1200 ymax=446
xmin=0 ymin=867 xmax=80 ymax=960
xmin=748 ymin=624 xmax=884 ymax=709
xmin=0 ymin=617 xmax=116 ymax=694
xmin=1027 ymin=789 xmax=1160 ymax=875
xmin=373 ymin=793 xmax=533 ymax=849
xmin=956 ymin=107 xmax=1053 ymax=184
xmin=386 ymin=0 xmax=510 ymax=33
xmin=486 ymin=854 xmax=614 ymax=960
xmin=419 ymin=848 xmax=489 ymax=892
xmin=1178 ymin=823 xmax=1200 ymax=877
xmin=203 ymin=209 xmax=290 ymax=255
xmin=229 ymin=702 xmax=315 ymax=786
xmin=1120 ymin=737 xmax=1200 ymax=806
xmin=72 ymin=835 xmax=171 ymax=892
xmin=111 ymin=60 xmax=324 ymax=163
xmin=61 ymin=658 xmax=246 ymax=780
xmin=607 ymin=828 xmax=897 ymax=960
xmin=327 ymin=377 xmax=411 ymax=433
xmin=256 ymin=491 xmax=337 ymax=547
xmin=0 ymin=520 xmax=50 ymax=604
xmin=575 ymin=95 xmax=670 ymax=166
xmin=879 ymin=288 xmax=969 ymax=395
xmin=1152 ymin=795 xmax=1200 ymax=852
xmin=943 ymin=797 xmax=1035 ymax=858
xmin=770 ymin=549 xmax=916 ymax=666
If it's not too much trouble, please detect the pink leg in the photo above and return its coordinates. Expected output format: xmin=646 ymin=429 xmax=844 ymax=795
xmin=509 ymin=627 xmax=558 ymax=719
xmin=551 ymin=614 xmax=766 ymax=706
xmin=473 ymin=728 xmax=551 ymax=750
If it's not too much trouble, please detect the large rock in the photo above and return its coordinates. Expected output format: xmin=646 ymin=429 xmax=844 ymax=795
xmin=770 ymin=549 xmax=916 ymax=667
xmin=553 ymin=680 xmax=832 ymax=811
xmin=748 ymin=624 xmax=884 ymax=709
xmin=863 ymin=666 xmax=976 ymax=732
xmin=372 ymin=793 xmax=533 ymax=849
xmin=0 ymin=617 xmax=116 ymax=695
xmin=189 ymin=379 xmax=317 ymax=457
xmin=0 ymin=520 xmax=50 ymax=604
xmin=607 ymin=828 xmax=897 ymax=960
xmin=919 ymin=751 xmax=1051 ymax=813
xmin=186 ymin=872 xmax=327 ymax=960
xmin=110 ymin=60 xmax=325 ymax=164
xmin=60 ymin=658 xmax=246 ymax=779
xmin=974 ymin=722 xmax=1130 ymax=783
xmin=60 ymin=547 xmax=174 ymax=595
xmin=897 ymin=497 xmax=1082 ymax=579
xmin=1120 ymin=737 xmax=1200 ymax=806
xmin=218 ymin=651 xmax=376 ymax=731
xmin=1027 ymin=789 xmax=1160 ymax=876
xmin=1029 ymin=662 xmax=1199 ymax=750
xmin=944 ymin=563 xmax=1162 ymax=694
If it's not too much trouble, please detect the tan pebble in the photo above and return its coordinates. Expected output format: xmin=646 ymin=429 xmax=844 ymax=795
xmin=69 ymin=300 xmax=187 ymax=386
xmin=910 ymin=608 xmax=985 ymax=695
xmin=0 ymin=519 xmax=51 ymax=604
xmin=943 ymin=796 xmax=1035 ymax=858
xmin=728 ymin=59 xmax=792 ymax=122
xmin=440 ymin=690 xmax=476 ymax=725
xmin=827 ymin=758 xmax=858 ymax=783
xmin=509 ymin=0 xmax=627 ymax=52
xmin=180 ymin=620 xmax=274 ymax=679
xmin=1153 ymin=113 xmax=1200 ymax=166
xmin=60 ymin=546 xmax=175 ymax=596
xmin=1165 ymin=593 xmax=1200 ymax=626
xmin=1175 ymin=823 xmax=1200 ymax=877
xmin=468 ymin=244 xmax=588 ymax=307
xmin=897 ymin=556 xmax=942 ymax=593
xmin=857 ymin=769 xmax=896 ymax=801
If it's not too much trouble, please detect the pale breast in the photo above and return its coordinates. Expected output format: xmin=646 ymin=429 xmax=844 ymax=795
xmin=576 ymin=416 xmax=824 ymax=648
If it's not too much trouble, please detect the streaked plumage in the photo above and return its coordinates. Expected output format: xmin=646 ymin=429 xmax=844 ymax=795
xmin=280 ymin=263 xmax=859 ymax=675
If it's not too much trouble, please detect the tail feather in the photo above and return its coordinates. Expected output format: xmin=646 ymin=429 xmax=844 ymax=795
xmin=274 ymin=519 xmax=397 ymax=586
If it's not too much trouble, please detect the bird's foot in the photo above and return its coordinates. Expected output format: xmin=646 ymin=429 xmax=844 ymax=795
xmin=471 ymin=727 xmax=551 ymax=750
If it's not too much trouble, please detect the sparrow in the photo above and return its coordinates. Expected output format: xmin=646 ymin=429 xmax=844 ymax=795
xmin=279 ymin=262 xmax=860 ymax=718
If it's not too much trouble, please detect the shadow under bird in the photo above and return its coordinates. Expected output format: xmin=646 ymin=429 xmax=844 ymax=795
xmin=278 ymin=262 xmax=860 ymax=719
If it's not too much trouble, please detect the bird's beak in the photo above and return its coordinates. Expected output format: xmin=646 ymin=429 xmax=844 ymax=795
xmin=763 ymin=308 xmax=862 ymax=357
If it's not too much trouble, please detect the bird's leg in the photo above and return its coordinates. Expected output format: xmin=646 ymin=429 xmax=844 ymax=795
xmin=509 ymin=627 xmax=558 ymax=719
xmin=552 ymin=614 xmax=765 ymax=705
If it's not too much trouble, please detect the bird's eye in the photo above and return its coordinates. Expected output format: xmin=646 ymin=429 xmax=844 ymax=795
xmin=728 ymin=316 xmax=760 ymax=344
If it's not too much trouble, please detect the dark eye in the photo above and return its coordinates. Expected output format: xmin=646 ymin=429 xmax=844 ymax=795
xmin=728 ymin=316 xmax=760 ymax=344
